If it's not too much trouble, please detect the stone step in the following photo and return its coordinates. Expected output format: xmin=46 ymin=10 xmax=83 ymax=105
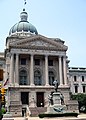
xmin=29 ymin=107 xmax=47 ymax=116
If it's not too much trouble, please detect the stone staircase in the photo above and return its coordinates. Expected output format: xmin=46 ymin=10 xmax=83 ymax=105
xmin=29 ymin=107 xmax=47 ymax=116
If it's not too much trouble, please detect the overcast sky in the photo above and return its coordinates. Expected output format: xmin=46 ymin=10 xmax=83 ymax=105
xmin=0 ymin=0 xmax=86 ymax=67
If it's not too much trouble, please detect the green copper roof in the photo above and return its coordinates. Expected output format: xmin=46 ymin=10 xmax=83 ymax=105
xmin=9 ymin=9 xmax=38 ymax=35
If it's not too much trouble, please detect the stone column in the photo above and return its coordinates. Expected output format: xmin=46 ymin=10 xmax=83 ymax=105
xmin=78 ymin=75 xmax=82 ymax=93
xmin=15 ymin=53 xmax=19 ymax=85
xmin=30 ymin=54 xmax=34 ymax=86
xmin=5 ymin=64 xmax=8 ymax=81
xmin=63 ymin=56 xmax=67 ymax=85
xmin=45 ymin=55 xmax=49 ymax=86
xmin=58 ymin=56 xmax=63 ymax=85
xmin=70 ymin=76 xmax=74 ymax=94
xmin=9 ymin=53 xmax=14 ymax=85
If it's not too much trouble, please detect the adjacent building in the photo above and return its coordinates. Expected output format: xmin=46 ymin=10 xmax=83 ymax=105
xmin=69 ymin=67 xmax=86 ymax=94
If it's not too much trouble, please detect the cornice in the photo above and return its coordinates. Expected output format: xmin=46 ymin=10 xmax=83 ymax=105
xmin=9 ymin=45 xmax=66 ymax=51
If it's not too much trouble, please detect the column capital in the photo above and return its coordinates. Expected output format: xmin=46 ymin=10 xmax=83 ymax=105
xmin=16 ymin=53 xmax=19 ymax=55
xmin=63 ymin=56 xmax=67 ymax=59
xmin=59 ymin=55 xmax=62 ymax=58
xmin=11 ymin=53 xmax=14 ymax=55
xmin=45 ymin=54 xmax=49 ymax=57
xmin=30 ymin=54 xmax=34 ymax=56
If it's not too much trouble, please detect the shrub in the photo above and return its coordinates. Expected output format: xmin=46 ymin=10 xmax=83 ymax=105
xmin=38 ymin=112 xmax=78 ymax=118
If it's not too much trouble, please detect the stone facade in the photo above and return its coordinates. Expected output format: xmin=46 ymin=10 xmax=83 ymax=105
xmin=69 ymin=67 xmax=86 ymax=94
xmin=2 ymin=32 xmax=73 ymax=116
xmin=0 ymin=9 xmax=81 ymax=117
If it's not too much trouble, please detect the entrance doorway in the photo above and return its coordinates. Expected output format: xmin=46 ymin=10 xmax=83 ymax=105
xmin=36 ymin=92 xmax=44 ymax=107
xmin=21 ymin=92 xmax=29 ymax=105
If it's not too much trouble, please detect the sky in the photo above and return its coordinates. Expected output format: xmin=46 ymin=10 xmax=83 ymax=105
xmin=0 ymin=0 xmax=86 ymax=67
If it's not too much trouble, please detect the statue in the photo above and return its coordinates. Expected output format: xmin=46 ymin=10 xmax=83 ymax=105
xmin=60 ymin=93 xmax=64 ymax=105
xmin=53 ymin=80 xmax=58 ymax=92
xmin=48 ymin=92 xmax=53 ymax=105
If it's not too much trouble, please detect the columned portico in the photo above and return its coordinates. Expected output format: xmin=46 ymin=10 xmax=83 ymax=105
xmin=9 ymin=53 xmax=14 ymax=85
xmin=59 ymin=56 xmax=63 ymax=86
xmin=45 ymin=55 xmax=49 ymax=86
xmin=30 ymin=54 xmax=34 ymax=86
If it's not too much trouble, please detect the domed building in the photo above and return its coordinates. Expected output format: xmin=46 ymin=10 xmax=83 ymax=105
xmin=9 ymin=9 xmax=38 ymax=35
xmin=3 ymin=9 xmax=79 ymax=117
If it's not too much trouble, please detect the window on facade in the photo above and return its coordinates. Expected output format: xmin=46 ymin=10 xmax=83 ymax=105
xmin=21 ymin=58 xmax=26 ymax=65
xmin=83 ymin=86 xmax=85 ymax=93
xmin=49 ymin=71 xmax=55 ymax=85
xmin=34 ymin=70 xmax=42 ymax=85
xmin=82 ymin=76 xmax=84 ymax=82
xmin=74 ymin=76 xmax=77 ymax=81
xmin=19 ymin=70 xmax=27 ymax=85
xmin=48 ymin=60 xmax=53 ymax=66
xmin=35 ymin=59 xmax=40 ymax=65
xmin=75 ymin=85 xmax=78 ymax=93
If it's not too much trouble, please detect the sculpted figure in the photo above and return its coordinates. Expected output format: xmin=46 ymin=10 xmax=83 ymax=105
xmin=53 ymin=80 xmax=58 ymax=92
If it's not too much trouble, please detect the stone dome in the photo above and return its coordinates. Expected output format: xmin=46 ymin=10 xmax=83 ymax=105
xmin=9 ymin=9 xmax=38 ymax=35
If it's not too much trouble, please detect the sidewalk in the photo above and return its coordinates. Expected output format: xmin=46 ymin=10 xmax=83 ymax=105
xmin=3 ymin=114 xmax=86 ymax=120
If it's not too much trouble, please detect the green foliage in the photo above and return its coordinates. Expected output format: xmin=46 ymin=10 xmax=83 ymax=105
xmin=0 ymin=107 xmax=6 ymax=116
xmin=71 ymin=93 xmax=86 ymax=112
xmin=38 ymin=113 xmax=78 ymax=118
xmin=1 ymin=107 xmax=6 ymax=114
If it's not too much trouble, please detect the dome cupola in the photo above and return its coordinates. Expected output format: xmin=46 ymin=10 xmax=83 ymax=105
xmin=9 ymin=9 xmax=38 ymax=35
xmin=20 ymin=8 xmax=28 ymax=21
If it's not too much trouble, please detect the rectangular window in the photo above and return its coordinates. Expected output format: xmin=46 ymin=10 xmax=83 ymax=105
xmin=21 ymin=58 xmax=26 ymax=65
xmin=83 ymin=86 xmax=85 ymax=93
xmin=35 ymin=59 xmax=40 ymax=65
xmin=74 ymin=76 xmax=77 ymax=81
xmin=82 ymin=76 xmax=84 ymax=82
xmin=48 ymin=60 xmax=53 ymax=66
xmin=75 ymin=85 xmax=78 ymax=93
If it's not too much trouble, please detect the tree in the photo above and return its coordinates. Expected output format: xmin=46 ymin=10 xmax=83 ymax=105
xmin=71 ymin=93 xmax=86 ymax=113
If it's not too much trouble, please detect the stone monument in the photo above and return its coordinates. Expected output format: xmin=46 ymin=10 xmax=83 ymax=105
xmin=47 ymin=80 xmax=67 ymax=113
xmin=46 ymin=80 xmax=79 ymax=114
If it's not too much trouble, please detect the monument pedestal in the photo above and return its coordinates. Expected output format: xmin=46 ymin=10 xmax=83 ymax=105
xmin=47 ymin=91 xmax=67 ymax=114
xmin=47 ymin=104 xmax=67 ymax=114
xmin=53 ymin=92 xmax=61 ymax=105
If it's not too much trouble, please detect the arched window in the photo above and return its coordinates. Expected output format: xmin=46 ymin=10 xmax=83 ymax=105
xmin=49 ymin=71 xmax=55 ymax=85
xmin=19 ymin=70 xmax=27 ymax=85
xmin=34 ymin=70 xmax=42 ymax=85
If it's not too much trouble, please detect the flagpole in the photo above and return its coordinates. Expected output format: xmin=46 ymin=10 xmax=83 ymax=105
xmin=23 ymin=0 xmax=27 ymax=10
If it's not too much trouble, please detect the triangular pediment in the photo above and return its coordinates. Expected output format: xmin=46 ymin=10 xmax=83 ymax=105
xmin=9 ymin=35 xmax=68 ymax=51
